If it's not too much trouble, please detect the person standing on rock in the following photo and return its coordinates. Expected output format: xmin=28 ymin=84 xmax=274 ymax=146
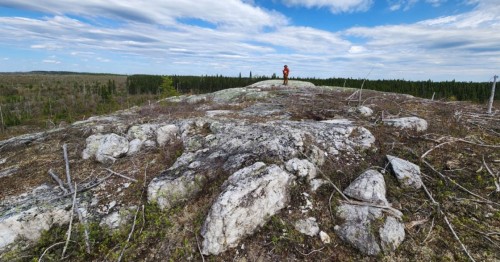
xmin=282 ymin=65 xmax=289 ymax=85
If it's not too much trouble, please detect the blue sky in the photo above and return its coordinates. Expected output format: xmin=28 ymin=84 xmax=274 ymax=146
xmin=0 ymin=0 xmax=498 ymax=81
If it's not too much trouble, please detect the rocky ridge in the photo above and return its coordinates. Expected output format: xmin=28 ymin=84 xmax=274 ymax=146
xmin=0 ymin=80 xmax=499 ymax=261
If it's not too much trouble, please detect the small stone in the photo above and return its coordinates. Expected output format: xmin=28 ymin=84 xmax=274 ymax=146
xmin=320 ymin=231 xmax=331 ymax=244
xmin=294 ymin=217 xmax=320 ymax=236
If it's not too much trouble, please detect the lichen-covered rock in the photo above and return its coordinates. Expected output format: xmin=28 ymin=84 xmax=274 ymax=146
xmin=148 ymin=171 xmax=206 ymax=210
xmin=343 ymin=169 xmax=388 ymax=206
xmin=156 ymin=124 xmax=179 ymax=146
xmin=82 ymin=134 xmax=105 ymax=160
xmin=387 ymin=155 xmax=423 ymax=189
xmin=201 ymin=162 xmax=293 ymax=255
xmin=95 ymin=134 xmax=129 ymax=164
xmin=285 ymin=158 xmax=317 ymax=180
xmin=335 ymin=204 xmax=383 ymax=256
xmin=294 ymin=217 xmax=320 ymax=236
xmin=127 ymin=124 xmax=158 ymax=142
xmin=0 ymin=203 xmax=71 ymax=252
xmin=383 ymin=117 xmax=428 ymax=132
xmin=380 ymin=216 xmax=405 ymax=253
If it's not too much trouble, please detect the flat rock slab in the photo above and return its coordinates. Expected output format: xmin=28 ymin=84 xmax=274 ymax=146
xmin=383 ymin=117 xmax=428 ymax=132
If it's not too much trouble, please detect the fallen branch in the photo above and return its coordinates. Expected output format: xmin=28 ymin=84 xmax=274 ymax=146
xmin=62 ymin=144 xmax=74 ymax=193
xmin=48 ymin=169 xmax=68 ymax=194
xmin=422 ymin=161 xmax=499 ymax=207
xmin=295 ymin=246 xmax=325 ymax=256
xmin=118 ymin=205 xmax=140 ymax=262
xmin=482 ymin=155 xmax=500 ymax=192
xmin=104 ymin=168 xmax=138 ymax=182
xmin=421 ymin=181 xmax=476 ymax=262
xmin=339 ymin=199 xmax=403 ymax=219
xmin=61 ymin=183 xmax=77 ymax=259
xmin=422 ymin=217 xmax=435 ymax=244
xmin=421 ymin=140 xmax=456 ymax=159
xmin=39 ymin=241 xmax=66 ymax=262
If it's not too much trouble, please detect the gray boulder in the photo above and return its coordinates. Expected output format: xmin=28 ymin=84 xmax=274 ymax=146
xmin=383 ymin=117 xmax=428 ymax=132
xmin=343 ymin=169 xmax=388 ymax=206
xmin=380 ymin=216 xmax=405 ymax=253
xmin=335 ymin=204 xmax=383 ymax=256
xmin=156 ymin=124 xmax=180 ymax=146
xmin=387 ymin=155 xmax=423 ymax=189
xmin=95 ymin=134 xmax=129 ymax=164
xmin=201 ymin=162 xmax=293 ymax=255
xmin=82 ymin=133 xmax=129 ymax=164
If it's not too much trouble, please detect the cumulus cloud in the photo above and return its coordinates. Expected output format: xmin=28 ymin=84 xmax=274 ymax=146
xmin=284 ymin=0 xmax=373 ymax=13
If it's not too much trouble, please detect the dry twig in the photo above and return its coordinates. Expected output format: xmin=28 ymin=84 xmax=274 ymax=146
xmin=421 ymin=181 xmax=476 ymax=262
xmin=482 ymin=155 xmax=500 ymax=192
xmin=118 ymin=205 xmax=140 ymax=262
xmin=104 ymin=168 xmax=138 ymax=182
xmin=48 ymin=169 xmax=68 ymax=194
xmin=61 ymin=183 xmax=77 ymax=259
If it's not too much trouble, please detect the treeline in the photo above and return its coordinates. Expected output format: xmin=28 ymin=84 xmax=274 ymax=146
xmin=126 ymin=74 xmax=269 ymax=95
xmin=302 ymin=77 xmax=498 ymax=102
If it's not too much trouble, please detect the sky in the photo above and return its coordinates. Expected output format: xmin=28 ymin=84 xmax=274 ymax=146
xmin=0 ymin=0 xmax=499 ymax=81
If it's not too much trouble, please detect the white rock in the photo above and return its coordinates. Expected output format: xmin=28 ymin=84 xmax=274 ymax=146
xmin=0 ymin=205 xmax=71 ymax=252
xmin=95 ymin=134 xmax=129 ymax=164
xmin=357 ymin=106 xmax=373 ymax=117
xmin=387 ymin=155 xmax=423 ymax=189
xmin=309 ymin=179 xmax=328 ymax=192
xmin=82 ymin=134 xmax=104 ymax=159
xmin=294 ymin=217 xmax=320 ymax=236
xmin=320 ymin=231 xmax=331 ymax=244
xmin=343 ymin=169 xmax=388 ymax=206
xmin=379 ymin=216 xmax=405 ymax=253
xmin=285 ymin=158 xmax=317 ymax=180
xmin=128 ymin=138 xmax=143 ymax=155
xmin=156 ymin=124 xmax=179 ymax=146
xmin=383 ymin=117 xmax=428 ymax=132
xmin=201 ymin=162 xmax=293 ymax=255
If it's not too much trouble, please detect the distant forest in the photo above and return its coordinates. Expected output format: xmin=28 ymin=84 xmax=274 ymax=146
xmin=126 ymin=74 xmax=498 ymax=102
xmin=0 ymin=72 xmax=497 ymax=133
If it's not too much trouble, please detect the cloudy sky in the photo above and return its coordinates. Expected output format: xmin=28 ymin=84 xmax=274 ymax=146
xmin=0 ymin=0 xmax=499 ymax=81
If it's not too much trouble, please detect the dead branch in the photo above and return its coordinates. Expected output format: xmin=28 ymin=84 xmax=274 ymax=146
xmin=39 ymin=241 xmax=66 ymax=262
xmin=104 ymin=168 xmax=138 ymax=183
xmin=405 ymin=218 xmax=429 ymax=230
xmin=62 ymin=144 xmax=74 ymax=193
xmin=339 ymin=199 xmax=403 ymax=219
xmin=422 ymin=162 xmax=499 ymax=207
xmin=421 ymin=140 xmax=456 ymax=159
xmin=48 ymin=169 xmax=68 ymax=194
xmin=422 ymin=217 xmax=435 ymax=244
xmin=421 ymin=181 xmax=476 ymax=262
xmin=118 ymin=205 xmax=140 ymax=262
xmin=482 ymin=155 xmax=500 ymax=192
xmin=295 ymin=246 xmax=325 ymax=256
xmin=61 ymin=183 xmax=77 ymax=259
xmin=76 ymin=205 xmax=91 ymax=254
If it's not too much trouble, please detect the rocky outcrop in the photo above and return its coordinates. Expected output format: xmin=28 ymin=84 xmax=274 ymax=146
xmin=82 ymin=133 xmax=129 ymax=164
xmin=383 ymin=116 xmax=428 ymax=132
xmin=201 ymin=162 xmax=293 ymax=255
xmin=335 ymin=169 xmax=405 ymax=256
xmin=387 ymin=155 xmax=423 ymax=189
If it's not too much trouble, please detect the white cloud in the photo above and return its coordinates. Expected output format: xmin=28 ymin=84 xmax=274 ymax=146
xmin=42 ymin=59 xmax=61 ymax=64
xmin=284 ymin=0 xmax=373 ymax=13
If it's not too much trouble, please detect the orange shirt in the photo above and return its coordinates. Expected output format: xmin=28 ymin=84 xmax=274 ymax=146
xmin=283 ymin=67 xmax=289 ymax=75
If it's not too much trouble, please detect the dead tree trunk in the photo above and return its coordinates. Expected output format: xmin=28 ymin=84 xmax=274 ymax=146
xmin=487 ymin=75 xmax=497 ymax=114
